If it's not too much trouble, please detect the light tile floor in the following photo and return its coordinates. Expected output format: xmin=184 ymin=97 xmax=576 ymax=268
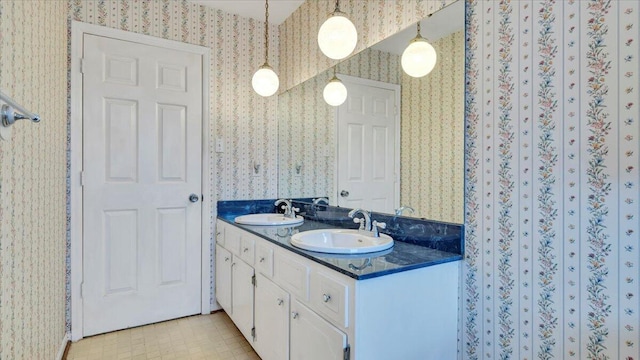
xmin=66 ymin=312 xmax=260 ymax=360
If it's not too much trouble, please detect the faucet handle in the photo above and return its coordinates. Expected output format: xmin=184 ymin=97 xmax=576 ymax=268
xmin=353 ymin=217 xmax=365 ymax=231
xmin=290 ymin=206 xmax=300 ymax=218
xmin=372 ymin=220 xmax=386 ymax=237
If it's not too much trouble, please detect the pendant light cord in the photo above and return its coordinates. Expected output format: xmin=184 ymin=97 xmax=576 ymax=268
xmin=264 ymin=0 xmax=269 ymax=63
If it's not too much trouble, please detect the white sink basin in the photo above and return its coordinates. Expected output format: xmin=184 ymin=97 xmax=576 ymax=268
xmin=290 ymin=229 xmax=394 ymax=254
xmin=234 ymin=213 xmax=304 ymax=226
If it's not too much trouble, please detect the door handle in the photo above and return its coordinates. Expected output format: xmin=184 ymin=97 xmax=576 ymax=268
xmin=340 ymin=190 xmax=349 ymax=197
xmin=189 ymin=193 xmax=200 ymax=203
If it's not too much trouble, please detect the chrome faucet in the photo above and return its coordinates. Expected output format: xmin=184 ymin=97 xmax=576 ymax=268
xmin=275 ymin=199 xmax=299 ymax=218
xmin=395 ymin=206 xmax=415 ymax=216
xmin=312 ymin=197 xmax=329 ymax=206
xmin=348 ymin=209 xmax=387 ymax=237
xmin=348 ymin=208 xmax=372 ymax=232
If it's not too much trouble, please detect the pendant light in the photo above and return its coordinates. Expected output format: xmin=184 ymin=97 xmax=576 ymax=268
xmin=323 ymin=68 xmax=347 ymax=106
xmin=401 ymin=22 xmax=437 ymax=78
xmin=252 ymin=0 xmax=279 ymax=97
xmin=317 ymin=0 xmax=358 ymax=60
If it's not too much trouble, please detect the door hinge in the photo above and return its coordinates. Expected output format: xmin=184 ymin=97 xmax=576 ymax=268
xmin=251 ymin=274 xmax=256 ymax=287
xmin=344 ymin=344 xmax=350 ymax=360
xmin=80 ymin=58 xmax=86 ymax=74
xmin=80 ymin=171 xmax=86 ymax=186
xmin=251 ymin=327 xmax=256 ymax=340
xmin=80 ymin=282 xmax=84 ymax=298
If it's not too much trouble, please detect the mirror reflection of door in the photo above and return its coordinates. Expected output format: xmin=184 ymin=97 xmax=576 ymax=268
xmin=336 ymin=75 xmax=400 ymax=214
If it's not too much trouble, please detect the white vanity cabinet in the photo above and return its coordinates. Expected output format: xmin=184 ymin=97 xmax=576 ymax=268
xmin=214 ymin=224 xmax=254 ymax=343
xmin=214 ymin=245 xmax=232 ymax=312
xmin=290 ymin=298 xmax=348 ymax=360
xmin=215 ymin=219 xmax=459 ymax=360
xmin=254 ymin=273 xmax=290 ymax=360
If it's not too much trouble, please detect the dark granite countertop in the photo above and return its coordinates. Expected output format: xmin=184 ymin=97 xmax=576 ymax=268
xmin=217 ymin=214 xmax=462 ymax=280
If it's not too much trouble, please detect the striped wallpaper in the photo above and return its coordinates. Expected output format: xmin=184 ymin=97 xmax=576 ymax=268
xmin=462 ymin=0 xmax=640 ymax=359
xmin=0 ymin=1 xmax=68 ymax=359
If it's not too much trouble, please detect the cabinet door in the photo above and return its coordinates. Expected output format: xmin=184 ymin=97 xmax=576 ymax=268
xmin=291 ymin=299 xmax=348 ymax=360
xmin=231 ymin=258 xmax=255 ymax=343
xmin=215 ymin=245 xmax=232 ymax=313
xmin=254 ymin=274 xmax=290 ymax=360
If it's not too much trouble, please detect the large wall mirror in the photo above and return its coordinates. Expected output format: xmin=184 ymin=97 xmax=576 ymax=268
xmin=278 ymin=0 xmax=464 ymax=224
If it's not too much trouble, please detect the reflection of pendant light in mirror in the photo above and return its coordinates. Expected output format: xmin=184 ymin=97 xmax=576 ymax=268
xmin=401 ymin=22 xmax=437 ymax=78
xmin=252 ymin=0 xmax=279 ymax=97
xmin=317 ymin=0 xmax=358 ymax=60
xmin=323 ymin=69 xmax=347 ymax=106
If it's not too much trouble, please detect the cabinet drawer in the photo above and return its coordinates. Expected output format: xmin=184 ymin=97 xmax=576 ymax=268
xmin=224 ymin=226 xmax=242 ymax=255
xmin=239 ymin=235 xmax=255 ymax=265
xmin=274 ymin=251 xmax=309 ymax=301
xmin=255 ymin=242 xmax=274 ymax=278
xmin=310 ymin=271 xmax=349 ymax=328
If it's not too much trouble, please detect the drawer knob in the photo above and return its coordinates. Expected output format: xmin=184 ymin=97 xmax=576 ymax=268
xmin=277 ymin=298 xmax=284 ymax=306
xmin=292 ymin=312 xmax=299 ymax=319
xmin=243 ymin=247 xmax=249 ymax=253
xmin=323 ymin=294 xmax=331 ymax=303
xmin=259 ymin=257 xmax=265 ymax=263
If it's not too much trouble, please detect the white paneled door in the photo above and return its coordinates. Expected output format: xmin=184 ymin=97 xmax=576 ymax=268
xmin=337 ymin=77 xmax=399 ymax=213
xmin=82 ymin=34 xmax=203 ymax=336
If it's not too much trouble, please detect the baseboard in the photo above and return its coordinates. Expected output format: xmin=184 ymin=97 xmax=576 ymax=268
xmin=56 ymin=333 xmax=70 ymax=360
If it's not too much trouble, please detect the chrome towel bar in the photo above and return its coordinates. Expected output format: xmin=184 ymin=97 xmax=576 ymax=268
xmin=0 ymin=90 xmax=41 ymax=141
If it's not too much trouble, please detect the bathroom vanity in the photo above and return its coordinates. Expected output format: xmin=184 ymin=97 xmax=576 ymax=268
xmin=215 ymin=211 xmax=461 ymax=360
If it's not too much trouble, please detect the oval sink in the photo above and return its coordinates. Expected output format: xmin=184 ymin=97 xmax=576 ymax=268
xmin=290 ymin=229 xmax=393 ymax=254
xmin=234 ymin=213 xmax=304 ymax=226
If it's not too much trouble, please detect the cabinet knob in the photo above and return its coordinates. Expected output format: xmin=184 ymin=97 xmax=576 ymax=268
xmin=323 ymin=294 xmax=331 ymax=303
xmin=277 ymin=298 xmax=284 ymax=306
xmin=243 ymin=247 xmax=249 ymax=253
xmin=259 ymin=257 xmax=265 ymax=263
xmin=224 ymin=257 xmax=230 ymax=262
xmin=292 ymin=312 xmax=299 ymax=319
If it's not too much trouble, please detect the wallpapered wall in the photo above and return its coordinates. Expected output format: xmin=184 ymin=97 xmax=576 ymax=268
xmin=0 ymin=1 xmax=68 ymax=359
xmin=463 ymin=0 xmax=639 ymax=359
xmin=68 ymin=0 xmax=280 ymax=316
xmin=278 ymin=47 xmax=400 ymax=202
xmin=278 ymin=0 xmax=457 ymax=92
xmin=401 ymin=30 xmax=464 ymax=223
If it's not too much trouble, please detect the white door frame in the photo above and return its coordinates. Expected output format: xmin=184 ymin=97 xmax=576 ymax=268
xmin=333 ymin=74 xmax=401 ymax=210
xmin=70 ymin=21 xmax=212 ymax=341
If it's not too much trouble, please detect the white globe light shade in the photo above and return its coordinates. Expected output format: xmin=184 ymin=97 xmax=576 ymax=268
xmin=318 ymin=13 xmax=358 ymax=60
xmin=323 ymin=77 xmax=348 ymax=106
xmin=252 ymin=65 xmax=279 ymax=97
xmin=401 ymin=37 xmax=437 ymax=78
